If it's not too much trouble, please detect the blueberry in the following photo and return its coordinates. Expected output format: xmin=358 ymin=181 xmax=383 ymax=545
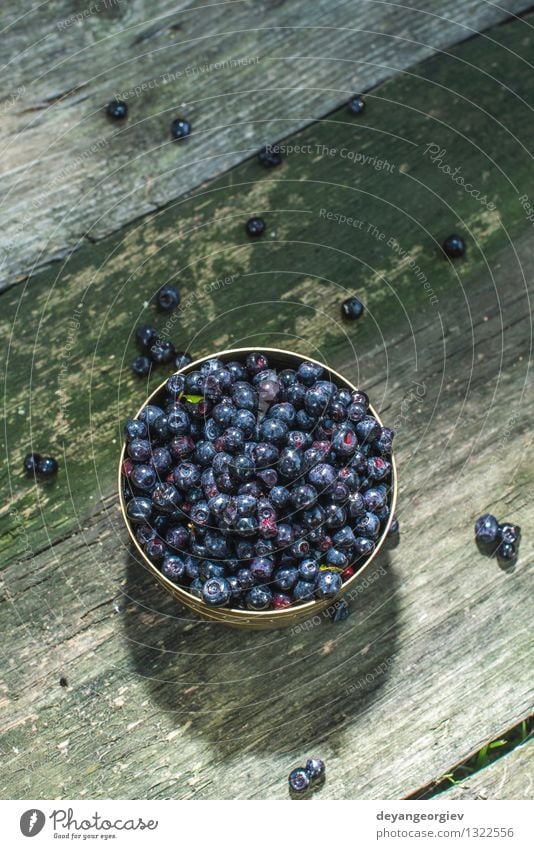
xmin=161 ymin=554 xmax=186 ymax=583
xmin=130 ymin=463 xmax=157 ymax=491
xmin=245 ymin=351 xmax=269 ymax=375
xmin=289 ymin=767 xmax=310 ymax=794
xmin=270 ymin=485 xmax=291 ymax=509
xmin=341 ymin=296 xmax=364 ymax=320
xmin=253 ymin=442 xmax=279 ymax=467
xmin=250 ymin=557 xmax=274 ymax=583
xmin=257 ymin=467 xmax=278 ymax=488
xmin=364 ymin=487 xmax=387 ymax=512
xmin=442 ymin=233 xmax=465 ymax=258
xmin=268 ymin=402 xmax=296 ymax=426
xmin=151 ymin=447 xmax=172 ymax=474
xmin=156 ymin=284 xmax=180 ymax=311
xmin=167 ymin=408 xmax=191 ymax=436
xmin=199 ymin=560 xmax=226 ymax=581
xmin=304 ymin=383 xmax=334 ymax=416
xmin=298 ymin=558 xmax=319 ymax=581
xmin=308 ymin=462 xmax=336 ymax=490
xmin=124 ymin=420 xmax=148 ymax=441
xmin=173 ymin=462 xmax=201 ymax=490
xmin=202 ymin=576 xmax=231 ymax=606
xmin=171 ymin=117 xmax=191 ymax=140
xmin=348 ymin=94 xmax=365 ymax=115
xmin=23 ymin=452 xmax=41 ymax=476
xmin=290 ymin=484 xmax=317 ymax=510
xmin=347 ymin=402 xmax=366 ymax=423
xmin=175 ymin=351 xmax=193 ymax=370
xmin=273 ymin=593 xmax=292 ymax=609
xmin=236 ymin=516 xmax=259 ymax=537
xmin=258 ymin=144 xmax=282 ymax=168
xmin=149 ymin=338 xmax=175 ymax=364
xmin=305 ymin=757 xmax=325 ymax=782
xmin=170 ymin=435 xmax=195 ymax=461
xmin=374 ymin=427 xmax=394 ymax=455
xmin=355 ymin=416 xmax=381 ymax=443
xmin=232 ymin=383 xmax=258 ymax=411
xmin=213 ymin=400 xmax=235 ymax=427
xmin=152 ymin=482 xmax=182 ymax=512
xmin=259 ymin=418 xmax=288 ymax=445
xmin=353 ymin=511 xmax=381 ymax=539
xmin=35 ymin=456 xmax=58 ymax=478
xmin=226 ymin=361 xmax=248 ymax=381
xmin=126 ymin=496 xmax=153 ymax=523
xmin=315 ymin=570 xmax=342 ymax=599
xmin=232 ymin=409 xmax=257 ymax=437
xmin=367 ymin=457 xmax=391 ymax=480
xmin=166 ymin=525 xmax=190 ymax=551
xmin=293 ymin=580 xmax=315 ymax=603
xmin=106 ymin=99 xmax=128 ymax=120
xmin=274 ymin=566 xmax=299 ymax=591
xmin=229 ymin=454 xmax=255 ymax=482
xmin=324 ymin=548 xmax=348 ymax=569
xmin=354 ymin=536 xmax=375 ymax=557
xmin=190 ymin=501 xmax=210 ymax=528
xmin=474 ymin=514 xmax=499 ymax=545
xmin=297 ymin=361 xmax=324 ymax=386
xmin=236 ymin=568 xmax=254 ymax=591
xmin=245 ymin=585 xmax=273 ymax=610
xmin=278 ymin=447 xmax=303 ymax=479
xmin=145 ymin=537 xmax=167 ymax=561
xmin=497 ymin=542 xmax=517 ymax=562
xmin=301 ymin=504 xmax=325 ymax=529
xmin=131 ymin=355 xmax=152 ymax=377
xmin=245 ymin=216 xmax=265 ymax=237
xmin=332 ymin=526 xmax=355 ymax=549
xmin=324 ymin=503 xmax=346 ymax=528
xmin=498 ymin=522 xmax=521 ymax=546
xmin=135 ymin=325 xmax=158 ymax=351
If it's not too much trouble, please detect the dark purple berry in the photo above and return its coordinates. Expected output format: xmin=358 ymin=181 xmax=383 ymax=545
xmin=245 ymin=217 xmax=265 ymax=237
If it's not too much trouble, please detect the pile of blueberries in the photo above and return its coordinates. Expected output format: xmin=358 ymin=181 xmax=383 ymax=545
xmin=475 ymin=514 xmax=521 ymax=564
xmin=122 ymin=351 xmax=395 ymax=611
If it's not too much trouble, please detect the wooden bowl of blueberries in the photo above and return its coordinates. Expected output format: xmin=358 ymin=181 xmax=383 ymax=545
xmin=119 ymin=347 xmax=397 ymax=629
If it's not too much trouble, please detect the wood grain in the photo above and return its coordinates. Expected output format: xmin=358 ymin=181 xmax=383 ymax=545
xmin=1 ymin=11 xmax=533 ymax=799
xmin=436 ymin=744 xmax=534 ymax=800
xmin=1 ymin=0 xmax=532 ymax=286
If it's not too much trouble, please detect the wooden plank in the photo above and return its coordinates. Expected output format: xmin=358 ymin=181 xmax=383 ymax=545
xmin=436 ymin=744 xmax=534 ymax=800
xmin=0 ymin=0 xmax=532 ymax=286
xmin=1 ymin=13 xmax=533 ymax=799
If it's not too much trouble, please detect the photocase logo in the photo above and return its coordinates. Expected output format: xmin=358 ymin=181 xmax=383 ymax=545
xmin=20 ymin=810 xmax=46 ymax=837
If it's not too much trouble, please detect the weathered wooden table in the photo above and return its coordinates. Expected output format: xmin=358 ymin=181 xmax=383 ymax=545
xmin=1 ymin=1 xmax=532 ymax=800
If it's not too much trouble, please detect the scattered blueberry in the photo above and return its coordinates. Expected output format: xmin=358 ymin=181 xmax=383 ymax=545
xmin=474 ymin=514 xmax=499 ymax=545
xmin=175 ymin=352 xmax=193 ymax=370
xmin=341 ymin=296 xmax=364 ymax=320
xmin=288 ymin=767 xmax=310 ymax=794
xmin=23 ymin=452 xmax=41 ymax=476
xmin=156 ymin=285 xmax=180 ymax=312
xmin=258 ymin=144 xmax=282 ymax=168
xmin=305 ymin=757 xmax=325 ymax=783
xmin=171 ymin=117 xmax=191 ymax=140
xmin=36 ymin=456 xmax=58 ymax=478
xmin=442 ymin=234 xmax=465 ymax=259
xmin=245 ymin=217 xmax=265 ymax=237
xmin=106 ymin=99 xmax=128 ymax=120
xmin=131 ymin=355 xmax=152 ymax=377
xmin=348 ymin=94 xmax=365 ymax=115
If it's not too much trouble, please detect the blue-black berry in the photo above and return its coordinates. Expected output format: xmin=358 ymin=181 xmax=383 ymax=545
xmin=474 ymin=514 xmax=499 ymax=545
xmin=131 ymin=355 xmax=152 ymax=377
xmin=258 ymin=144 xmax=282 ymax=168
xmin=23 ymin=453 xmax=41 ymax=476
xmin=106 ymin=99 xmax=128 ymax=120
xmin=288 ymin=767 xmax=310 ymax=794
xmin=341 ymin=296 xmax=364 ymax=320
xmin=156 ymin=285 xmax=180 ymax=312
xmin=245 ymin=217 xmax=265 ymax=237
xmin=442 ymin=234 xmax=465 ymax=258
xmin=171 ymin=117 xmax=191 ymax=140
xmin=37 ymin=456 xmax=58 ymax=478
xmin=348 ymin=94 xmax=365 ymax=115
